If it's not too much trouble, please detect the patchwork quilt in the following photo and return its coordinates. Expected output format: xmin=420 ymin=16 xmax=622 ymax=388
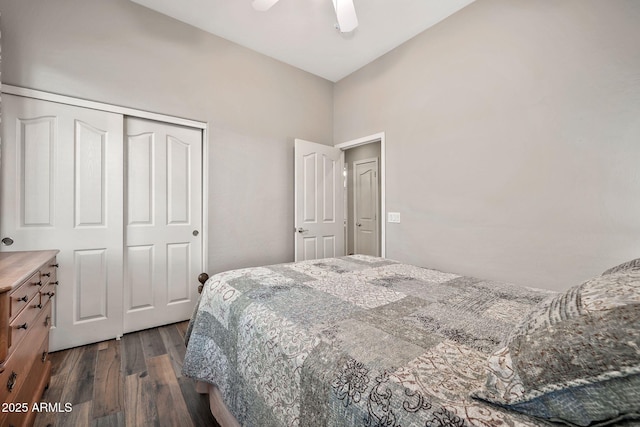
xmin=183 ymin=255 xmax=558 ymax=427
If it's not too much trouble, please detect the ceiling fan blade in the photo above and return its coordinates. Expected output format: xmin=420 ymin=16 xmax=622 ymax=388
xmin=252 ymin=0 xmax=280 ymax=11
xmin=332 ymin=0 xmax=358 ymax=33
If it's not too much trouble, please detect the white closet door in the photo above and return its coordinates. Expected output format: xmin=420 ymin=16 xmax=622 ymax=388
xmin=0 ymin=94 xmax=124 ymax=351
xmin=124 ymin=117 xmax=202 ymax=333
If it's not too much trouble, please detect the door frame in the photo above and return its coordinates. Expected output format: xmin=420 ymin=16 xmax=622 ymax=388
xmin=335 ymin=132 xmax=386 ymax=258
xmin=1 ymin=84 xmax=210 ymax=276
xmin=353 ymin=157 xmax=379 ymax=257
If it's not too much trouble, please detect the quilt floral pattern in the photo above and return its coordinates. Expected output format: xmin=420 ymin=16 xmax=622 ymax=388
xmin=183 ymin=255 xmax=557 ymax=427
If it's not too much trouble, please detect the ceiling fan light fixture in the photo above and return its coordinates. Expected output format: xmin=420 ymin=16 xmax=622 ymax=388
xmin=251 ymin=0 xmax=358 ymax=33
xmin=332 ymin=0 xmax=358 ymax=33
xmin=252 ymin=0 xmax=279 ymax=11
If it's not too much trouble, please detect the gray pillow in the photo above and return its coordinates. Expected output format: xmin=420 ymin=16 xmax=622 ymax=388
xmin=602 ymin=257 xmax=640 ymax=275
xmin=473 ymin=270 xmax=640 ymax=426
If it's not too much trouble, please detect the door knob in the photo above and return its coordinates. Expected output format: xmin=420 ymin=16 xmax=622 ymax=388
xmin=296 ymin=228 xmax=308 ymax=233
xmin=356 ymin=223 xmax=362 ymax=227
xmin=192 ymin=230 xmax=199 ymax=236
xmin=1 ymin=237 xmax=14 ymax=246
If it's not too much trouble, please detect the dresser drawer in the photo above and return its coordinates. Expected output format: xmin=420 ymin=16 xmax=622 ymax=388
xmin=8 ymin=272 xmax=41 ymax=321
xmin=38 ymin=262 xmax=57 ymax=289
xmin=38 ymin=281 xmax=57 ymax=307
xmin=8 ymin=298 xmax=50 ymax=359
xmin=0 ymin=250 xmax=57 ymax=426
xmin=0 ymin=303 xmax=51 ymax=404
xmin=5 ymin=335 xmax=51 ymax=427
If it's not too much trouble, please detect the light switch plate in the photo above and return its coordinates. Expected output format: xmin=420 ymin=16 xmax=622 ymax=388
xmin=388 ymin=212 xmax=401 ymax=223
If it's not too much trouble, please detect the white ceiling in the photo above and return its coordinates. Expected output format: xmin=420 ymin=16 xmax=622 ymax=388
xmin=130 ymin=0 xmax=475 ymax=82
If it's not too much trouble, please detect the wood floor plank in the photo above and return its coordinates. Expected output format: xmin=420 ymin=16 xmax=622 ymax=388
xmin=93 ymin=339 xmax=124 ymax=418
xmin=147 ymin=354 xmax=194 ymax=427
xmin=178 ymin=377 xmax=220 ymax=427
xmin=124 ymin=372 xmax=160 ymax=427
xmin=159 ymin=324 xmax=187 ymax=378
xmin=33 ymin=399 xmax=58 ymax=427
xmin=121 ymin=331 xmax=146 ymax=376
xmin=41 ymin=371 xmax=68 ymax=405
xmin=175 ymin=321 xmax=189 ymax=339
xmin=139 ymin=328 xmax=167 ymax=359
xmin=34 ymin=372 xmax=70 ymax=427
xmin=34 ymin=322 xmax=216 ymax=427
xmin=61 ymin=343 xmax=98 ymax=405
xmin=58 ymin=400 xmax=92 ymax=427
xmin=49 ymin=345 xmax=82 ymax=378
xmin=93 ymin=411 xmax=125 ymax=427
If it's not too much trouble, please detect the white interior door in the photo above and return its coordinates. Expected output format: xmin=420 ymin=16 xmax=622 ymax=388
xmin=124 ymin=117 xmax=202 ymax=333
xmin=294 ymin=139 xmax=345 ymax=261
xmin=0 ymin=94 xmax=124 ymax=351
xmin=354 ymin=158 xmax=379 ymax=256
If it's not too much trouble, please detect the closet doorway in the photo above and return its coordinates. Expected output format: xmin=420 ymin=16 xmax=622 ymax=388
xmin=336 ymin=133 xmax=385 ymax=257
xmin=0 ymin=88 xmax=206 ymax=351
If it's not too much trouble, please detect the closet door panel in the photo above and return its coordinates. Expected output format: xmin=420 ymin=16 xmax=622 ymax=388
xmin=75 ymin=120 xmax=107 ymax=227
xmin=167 ymin=136 xmax=190 ymax=224
xmin=126 ymin=245 xmax=155 ymax=310
xmin=128 ymin=132 xmax=154 ymax=225
xmin=124 ymin=117 xmax=202 ymax=332
xmin=75 ymin=248 xmax=108 ymax=321
xmin=0 ymin=94 xmax=124 ymax=351
xmin=167 ymin=242 xmax=190 ymax=303
xmin=19 ymin=116 xmax=56 ymax=226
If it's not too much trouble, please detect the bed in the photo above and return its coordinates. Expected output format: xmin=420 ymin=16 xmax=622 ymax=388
xmin=182 ymin=255 xmax=640 ymax=427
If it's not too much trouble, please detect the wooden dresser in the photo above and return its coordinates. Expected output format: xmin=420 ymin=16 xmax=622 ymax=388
xmin=0 ymin=251 xmax=58 ymax=427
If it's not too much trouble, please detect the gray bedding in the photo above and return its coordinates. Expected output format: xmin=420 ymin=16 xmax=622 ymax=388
xmin=183 ymin=255 xmax=558 ymax=426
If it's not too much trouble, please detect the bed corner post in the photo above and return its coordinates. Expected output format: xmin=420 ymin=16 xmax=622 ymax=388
xmin=198 ymin=273 xmax=209 ymax=294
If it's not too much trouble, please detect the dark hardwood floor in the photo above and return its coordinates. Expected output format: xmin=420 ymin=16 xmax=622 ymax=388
xmin=34 ymin=321 xmax=220 ymax=427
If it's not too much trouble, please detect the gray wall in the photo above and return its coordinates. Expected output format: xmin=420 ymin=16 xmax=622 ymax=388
xmin=0 ymin=0 xmax=334 ymax=274
xmin=344 ymin=142 xmax=381 ymax=255
xmin=334 ymin=0 xmax=640 ymax=290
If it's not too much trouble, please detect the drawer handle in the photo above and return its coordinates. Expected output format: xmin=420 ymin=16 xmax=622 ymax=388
xmin=33 ymin=302 xmax=43 ymax=309
xmin=7 ymin=371 xmax=17 ymax=392
xmin=16 ymin=295 xmax=28 ymax=302
xmin=42 ymin=272 xmax=51 ymax=277
xmin=42 ymin=351 xmax=48 ymax=363
xmin=16 ymin=323 xmax=28 ymax=330
xmin=33 ymin=281 xmax=43 ymax=287
xmin=45 ymin=291 xmax=56 ymax=299
xmin=52 ymin=281 xmax=59 ymax=286
xmin=51 ymin=263 xmax=59 ymax=268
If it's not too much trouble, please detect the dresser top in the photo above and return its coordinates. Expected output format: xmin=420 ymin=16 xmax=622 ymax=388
xmin=0 ymin=250 xmax=59 ymax=293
